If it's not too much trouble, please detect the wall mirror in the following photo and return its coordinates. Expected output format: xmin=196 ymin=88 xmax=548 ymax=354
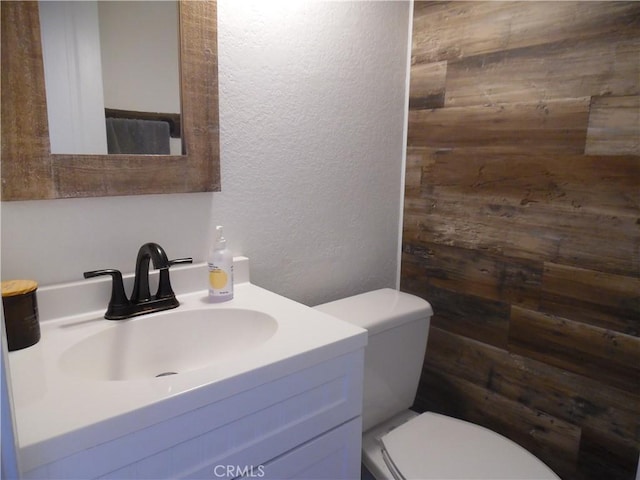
xmin=40 ymin=1 xmax=182 ymax=156
xmin=1 ymin=0 xmax=220 ymax=200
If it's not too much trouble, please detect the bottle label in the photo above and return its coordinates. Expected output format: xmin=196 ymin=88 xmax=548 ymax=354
xmin=208 ymin=264 xmax=233 ymax=296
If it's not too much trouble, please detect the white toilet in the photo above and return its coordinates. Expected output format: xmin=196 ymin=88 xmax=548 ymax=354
xmin=314 ymin=288 xmax=560 ymax=480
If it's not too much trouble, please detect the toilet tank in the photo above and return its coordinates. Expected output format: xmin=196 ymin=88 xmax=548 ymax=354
xmin=314 ymin=289 xmax=433 ymax=432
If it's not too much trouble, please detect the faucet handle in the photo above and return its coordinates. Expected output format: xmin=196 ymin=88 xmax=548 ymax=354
xmin=168 ymin=257 xmax=193 ymax=267
xmin=83 ymin=269 xmax=131 ymax=320
xmin=157 ymin=257 xmax=193 ymax=299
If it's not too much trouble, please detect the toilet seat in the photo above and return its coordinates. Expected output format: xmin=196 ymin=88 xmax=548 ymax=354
xmin=380 ymin=412 xmax=559 ymax=480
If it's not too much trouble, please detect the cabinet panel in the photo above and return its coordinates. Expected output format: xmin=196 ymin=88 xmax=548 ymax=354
xmin=256 ymin=418 xmax=362 ymax=480
xmin=23 ymin=351 xmax=364 ymax=480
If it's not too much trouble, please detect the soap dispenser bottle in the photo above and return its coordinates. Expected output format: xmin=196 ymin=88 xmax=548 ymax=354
xmin=208 ymin=226 xmax=234 ymax=302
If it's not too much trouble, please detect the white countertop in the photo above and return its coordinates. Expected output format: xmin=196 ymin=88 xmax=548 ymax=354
xmin=8 ymin=260 xmax=367 ymax=472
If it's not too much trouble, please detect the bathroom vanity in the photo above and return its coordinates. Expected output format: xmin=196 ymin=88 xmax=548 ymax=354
xmin=7 ymin=258 xmax=366 ymax=479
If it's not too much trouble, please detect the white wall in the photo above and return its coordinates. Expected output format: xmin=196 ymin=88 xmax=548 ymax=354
xmin=1 ymin=0 xmax=410 ymax=307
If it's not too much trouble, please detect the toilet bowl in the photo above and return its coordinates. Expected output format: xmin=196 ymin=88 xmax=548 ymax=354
xmin=314 ymin=288 xmax=559 ymax=480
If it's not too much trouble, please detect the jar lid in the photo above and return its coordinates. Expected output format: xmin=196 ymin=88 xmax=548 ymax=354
xmin=1 ymin=280 xmax=38 ymax=297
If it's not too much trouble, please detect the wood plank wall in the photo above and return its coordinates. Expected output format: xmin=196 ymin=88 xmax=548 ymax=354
xmin=400 ymin=3 xmax=640 ymax=479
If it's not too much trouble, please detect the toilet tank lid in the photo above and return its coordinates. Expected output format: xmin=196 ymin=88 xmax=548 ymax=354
xmin=313 ymin=288 xmax=433 ymax=335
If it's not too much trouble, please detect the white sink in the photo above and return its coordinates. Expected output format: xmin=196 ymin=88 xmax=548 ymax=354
xmin=59 ymin=308 xmax=278 ymax=381
xmin=8 ymin=260 xmax=367 ymax=474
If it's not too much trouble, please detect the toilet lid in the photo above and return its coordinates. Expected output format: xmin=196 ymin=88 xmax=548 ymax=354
xmin=380 ymin=412 xmax=559 ymax=480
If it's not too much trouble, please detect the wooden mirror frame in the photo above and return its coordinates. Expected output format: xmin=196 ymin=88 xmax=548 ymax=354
xmin=1 ymin=0 xmax=220 ymax=201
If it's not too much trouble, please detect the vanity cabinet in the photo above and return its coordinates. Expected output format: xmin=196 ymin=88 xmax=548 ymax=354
xmin=11 ymin=261 xmax=366 ymax=479
xmin=21 ymin=351 xmax=364 ymax=479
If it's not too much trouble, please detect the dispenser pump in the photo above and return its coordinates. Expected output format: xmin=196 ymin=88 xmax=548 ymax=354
xmin=215 ymin=226 xmax=226 ymax=249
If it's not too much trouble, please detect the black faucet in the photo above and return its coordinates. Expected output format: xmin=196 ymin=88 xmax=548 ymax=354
xmin=84 ymin=243 xmax=192 ymax=320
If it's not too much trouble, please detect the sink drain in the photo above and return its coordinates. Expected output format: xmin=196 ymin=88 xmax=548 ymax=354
xmin=155 ymin=371 xmax=178 ymax=377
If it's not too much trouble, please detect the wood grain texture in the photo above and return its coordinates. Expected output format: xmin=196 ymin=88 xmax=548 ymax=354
xmin=444 ymin=37 xmax=639 ymax=107
xmin=412 ymin=2 xmax=640 ymax=64
xmin=1 ymin=1 xmax=220 ymax=200
xmin=408 ymin=98 xmax=591 ymax=153
xmin=409 ymin=61 xmax=447 ymax=109
xmin=405 ymin=147 xmax=640 ymax=214
xmin=1 ymin=1 xmax=55 ymax=199
xmin=405 ymin=192 xmax=638 ymax=277
xmin=509 ymin=306 xmax=640 ymax=393
xmin=586 ymin=96 xmax=640 ymax=156
xmin=404 ymin=2 xmax=640 ymax=478
xmin=402 ymin=265 xmax=512 ymax=348
xmin=541 ymin=263 xmax=640 ymax=335
xmin=402 ymin=242 xmax=542 ymax=309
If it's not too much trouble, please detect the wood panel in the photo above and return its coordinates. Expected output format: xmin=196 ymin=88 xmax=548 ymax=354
xmin=405 ymin=193 xmax=638 ymax=277
xmin=444 ymin=37 xmax=639 ymax=107
xmin=541 ymin=263 xmax=640 ymax=335
xmin=401 ymin=268 xmax=511 ymax=348
xmin=408 ymin=61 xmax=447 ymax=109
xmin=405 ymin=147 xmax=640 ymax=214
xmin=509 ymin=306 xmax=640 ymax=393
xmin=403 ymin=2 xmax=640 ymax=478
xmin=408 ymin=98 xmax=591 ymax=153
xmin=412 ymin=2 xmax=640 ymax=64
xmin=422 ymin=328 xmax=640 ymax=448
xmin=586 ymin=96 xmax=640 ymax=156
xmin=402 ymin=242 xmax=542 ymax=309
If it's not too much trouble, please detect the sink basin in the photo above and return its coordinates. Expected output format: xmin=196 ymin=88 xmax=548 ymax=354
xmin=59 ymin=308 xmax=278 ymax=381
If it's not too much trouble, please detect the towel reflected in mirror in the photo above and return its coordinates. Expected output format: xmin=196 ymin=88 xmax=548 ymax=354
xmin=105 ymin=117 xmax=170 ymax=154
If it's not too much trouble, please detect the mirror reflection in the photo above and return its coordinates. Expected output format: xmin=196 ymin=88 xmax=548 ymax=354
xmin=38 ymin=1 xmax=181 ymax=156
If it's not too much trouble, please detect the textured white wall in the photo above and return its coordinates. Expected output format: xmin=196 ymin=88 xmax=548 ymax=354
xmin=0 ymin=0 xmax=410 ymax=307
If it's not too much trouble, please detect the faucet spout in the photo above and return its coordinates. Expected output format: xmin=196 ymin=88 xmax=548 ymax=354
xmin=131 ymin=242 xmax=170 ymax=303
